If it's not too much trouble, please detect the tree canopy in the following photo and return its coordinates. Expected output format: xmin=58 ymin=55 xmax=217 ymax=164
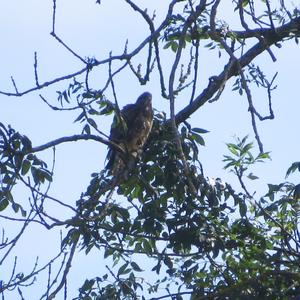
xmin=1 ymin=1 xmax=300 ymax=299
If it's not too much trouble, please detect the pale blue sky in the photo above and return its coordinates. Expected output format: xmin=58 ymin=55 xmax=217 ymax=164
xmin=1 ymin=1 xmax=300 ymax=299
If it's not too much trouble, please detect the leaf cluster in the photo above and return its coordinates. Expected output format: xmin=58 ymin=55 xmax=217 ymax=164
xmin=58 ymin=117 xmax=300 ymax=299
xmin=0 ymin=124 xmax=52 ymax=215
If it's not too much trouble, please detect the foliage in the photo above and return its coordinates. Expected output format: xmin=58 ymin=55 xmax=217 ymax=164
xmin=1 ymin=1 xmax=300 ymax=300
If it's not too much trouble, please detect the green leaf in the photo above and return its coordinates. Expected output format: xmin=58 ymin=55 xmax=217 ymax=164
xmin=143 ymin=239 xmax=153 ymax=255
xmin=191 ymin=133 xmax=205 ymax=146
xmin=88 ymin=108 xmax=99 ymax=115
xmin=117 ymin=262 xmax=130 ymax=276
xmin=80 ymin=279 xmax=95 ymax=293
xmin=74 ymin=111 xmax=85 ymax=123
xmin=226 ymin=143 xmax=239 ymax=156
xmin=242 ymin=0 xmax=249 ymax=7
xmin=163 ymin=41 xmax=172 ymax=49
xmin=62 ymin=229 xmax=80 ymax=248
xmin=21 ymin=159 xmax=31 ymax=175
xmin=42 ymin=169 xmax=53 ymax=182
xmin=293 ymin=184 xmax=300 ymax=200
xmin=21 ymin=135 xmax=32 ymax=152
xmin=239 ymin=201 xmax=247 ymax=217
xmin=31 ymin=167 xmax=52 ymax=185
xmin=10 ymin=201 xmax=26 ymax=216
xmin=87 ymin=118 xmax=97 ymax=129
xmin=171 ymin=41 xmax=178 ymax=52
xmin=83 ymin=124 xmax=91 ymax=135
xmin=104 ymin=248 xmax=115 ymax=259
xmin=131 ymin=261 xmax=143 ymax=272
xmin=191 ymin=127 xmax=209 ymax=134
xmin=12 ymin=202 xmax=20 ymax=213
xmin=256 ymin=152 xmax=271 ymax=160
xmin=247 ymin=173 xmax=259 ymax=180
xmin=62 ymin=90 xmax=70 ymax=103
xmin=20 ymin=206 xmax=27 ymax=217
xmin=163 ymin=256 xmax=173 ymax=269
xmin=205 ymin=42 xmax=214 ymax=48
xmin=0 ymin=198 xmax=9 ymax=211
xmin=266 ymin=184 xmax=281 ymax=197
xmin=285 ymin=161 xmax=300 ymax=179
xmin=241 ymin=142 xmax=253 ymax=155
xmin=14 ymin=153 xmax=24 ymax=170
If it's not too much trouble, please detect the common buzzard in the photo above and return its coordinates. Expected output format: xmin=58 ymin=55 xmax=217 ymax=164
xmin=106 ymin=92 xmax=153 ymax=179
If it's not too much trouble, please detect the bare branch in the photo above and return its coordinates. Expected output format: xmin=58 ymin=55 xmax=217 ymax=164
xmin=175 ymin=16 xmax=300 ymax=125
xmin=47 ymin=235 xmax=78 ymax=300
xmin=34 ymin=52 xmax=39 ymax=87
xmin=51 ymin=0 xmax=56 ymax=34
xmin=0 ymin=250 xmax=66 ymax=293
xmin=189 ymin=39 xmax=200 ymax=104
xmin=27 ymin=134 xmax=121 ymax=154
xmin=10 ymin=76 xmax=19 ymax=94
xmin=50 ymin=32 xmax=87 ymax=65
xmin=240 ymin=70 xmax=264 ymax=153
xmin=50 ymin=0 xmax=86 ymax=64
xmin=0 ymin=210 xmax=34 ymax=265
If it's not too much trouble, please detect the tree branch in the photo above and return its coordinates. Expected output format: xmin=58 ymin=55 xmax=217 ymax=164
xmin=28 ymin=134 xmax=122 ymax=154
xmin=47 ymin=236 xmax=78 ymax=300
xmin=0 ymin=1 xmax=179 ymax=98
xmin=175 ymin=16 xmax=300 ymax=125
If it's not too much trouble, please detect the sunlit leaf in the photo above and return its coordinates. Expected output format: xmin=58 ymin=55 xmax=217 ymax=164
xmin=191 ymin=133 xmax=205 ymax=146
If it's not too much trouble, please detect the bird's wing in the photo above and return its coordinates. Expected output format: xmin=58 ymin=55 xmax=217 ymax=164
xmin=105 ymin=103 xmax=139 ymax=171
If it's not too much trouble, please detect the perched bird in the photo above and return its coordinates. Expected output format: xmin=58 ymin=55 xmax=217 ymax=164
xmin=106 ymin=92 xmax=153 ymax=180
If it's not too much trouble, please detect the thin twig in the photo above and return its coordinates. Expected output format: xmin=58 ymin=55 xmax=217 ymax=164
xmin=108 ymin=52 xmax=118 ymax=105
xmin=51 ymin=0 xmax=56 ymax=33
xmin=0 ymin=1 xmax=181 ymax=98
xmin=39 ymin=94 xmax=80 ymax=111
xmin=10 ymin=76 xmax=19 ymax=94
xmin=34 ymin=52 xmax=39 ymax=87
xmin=212 ymin=3 xmax=265 ymax=152
xmin=50 ymin=0 xmax=86 ymax=64
xmin=47 ymin=236 xmax=79 ymax=300
xmin=240 ymin=70 xmax=264 ymax=153
xmin=190 ymin=39 xmax=199 ymax=104
xmin=39 ymin=252 xmax=68 ymax=300
xmin=18 ymin=175 xmax=76 ymax=214
xmin=50 ymin=33 xmax=87 ymax=64
xmin=0 ymin=210 xmax=34 ymax=265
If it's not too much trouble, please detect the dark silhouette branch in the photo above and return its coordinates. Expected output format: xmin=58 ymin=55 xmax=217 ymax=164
xmin=28 ymin=134 xmax=123 ymax=155
xmin=0 ymin=1 xmax=178 ymax=99
xmin=1 ymin=2 xmax=300 ymax=299
xmin=47 ymin=236 xmax=78 ymax=300
xmin=175 ymin=16 xmax=300 ymax=125
xmin=34 ymin=51 xmax=39 ymax=87
xmin=50 ymin=0 xmax=87 ymax=64
xmin=0 ymin=247 xmax=66 ymax=293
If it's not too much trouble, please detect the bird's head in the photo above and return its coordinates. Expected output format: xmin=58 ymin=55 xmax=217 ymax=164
xmin=136 ymin=92 xmax=152 ymax=107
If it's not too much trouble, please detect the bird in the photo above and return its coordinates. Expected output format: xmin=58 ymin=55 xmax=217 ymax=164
xmin=106 ymin=92 xmax=153 ymax=180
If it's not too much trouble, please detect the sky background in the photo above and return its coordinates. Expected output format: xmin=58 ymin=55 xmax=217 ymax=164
xmin=1 ymin=0 xmax=300 ymax=299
